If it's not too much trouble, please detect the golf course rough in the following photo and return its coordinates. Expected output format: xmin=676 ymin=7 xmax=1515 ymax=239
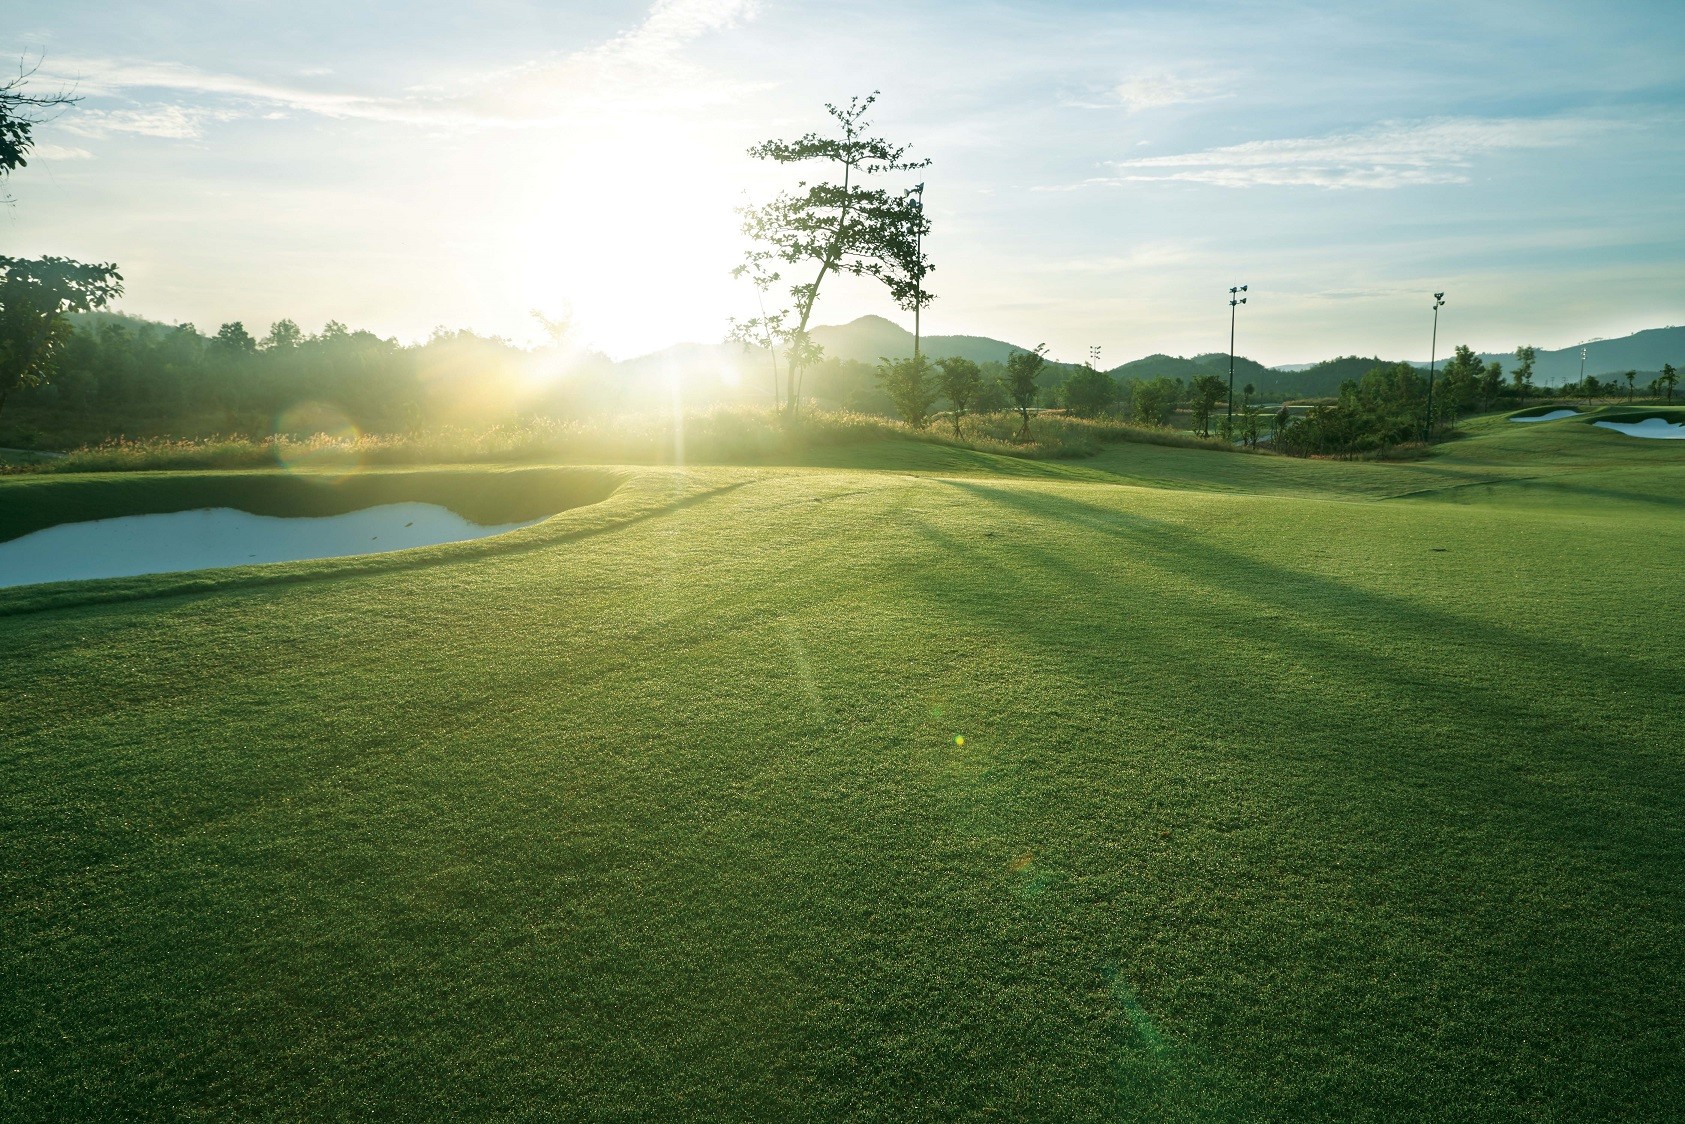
xmin=2 ymin=410 xmax=1681 ymax=1121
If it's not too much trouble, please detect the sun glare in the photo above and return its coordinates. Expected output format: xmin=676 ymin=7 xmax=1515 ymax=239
xmin=493 ymin=114 xmax=755 ymax=358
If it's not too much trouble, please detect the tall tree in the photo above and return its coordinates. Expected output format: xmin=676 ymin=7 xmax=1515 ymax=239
xmin=1188 ymin=373 xmax=1226 ymax=436
xmin=1513 ymin=345 xmax=1536 ymax=403
xmin=1004 ymin=345 xmax=1047 ymax=438
xmin=875 ymin=355 xmax=937 ymax=428
xmin=935 ymin=355 xmax=981 ymax=438
xmin=1624 ymin=370 xmax=1637 ymax=401
xmin=262 ymin=319 xmax=303 ymax=351
xmin=1480 ymin=360 xmax=1504 ymax=409
xmin=1061 ymin=366 xmax=1117 ymax=418
xmin=1130 ymin=376 xmax=1180 ymax=426
xmin=737 ymin=93 xmax=931 ymax=412
xmin=0 ymin=256 xmax=123 ymax=421
xmin=1661 ymin=362 xmax=1678 ymax=401
xmin=214 ymin=321 xmax=257 ymax=353
xmin=1239 ymin=382 xmax=1260 ymax=446
xmin=1272 ymin=404 xmax=1292 ymax=443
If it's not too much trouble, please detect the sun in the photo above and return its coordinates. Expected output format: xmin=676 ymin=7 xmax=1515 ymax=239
xmin=484 ymin=112 xmax=761 ymax=359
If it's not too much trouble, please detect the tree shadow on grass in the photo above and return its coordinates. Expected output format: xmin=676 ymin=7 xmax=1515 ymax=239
xmin=902 ymin=479 xmax=1682 ymax=866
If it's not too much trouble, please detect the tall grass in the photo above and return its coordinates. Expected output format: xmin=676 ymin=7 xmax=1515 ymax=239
xmin=3 ymin=407 xmax=1232 ymax=475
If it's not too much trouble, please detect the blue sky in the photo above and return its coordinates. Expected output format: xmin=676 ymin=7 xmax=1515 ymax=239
xmin=6 ymin=0 xmax=1684 ymax=364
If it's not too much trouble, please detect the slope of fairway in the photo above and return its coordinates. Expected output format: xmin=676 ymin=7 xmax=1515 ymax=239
xmin=3 ymin=423 xmax=1682 ymax=1121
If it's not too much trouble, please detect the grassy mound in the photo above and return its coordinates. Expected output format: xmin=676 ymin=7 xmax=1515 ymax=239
xmin=1582 ymin=404 xmax=1685 ymax=426
xmin=2 ymin=424 xmax=1682 ymax=1120
xmin=0 ymin=467 xmax=742 ymax=617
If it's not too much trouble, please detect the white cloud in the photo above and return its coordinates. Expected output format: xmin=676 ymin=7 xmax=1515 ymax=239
xmin=1064 ymin=71 xmax=1226 ymax=113
xmin=63 ymin=104 xmax=239 ymax=139
xmin=1077 ymin=116 xmax=1607 ymax=189
xmin=36 ymin=0 xmax=760 ymax=132
xmin=27 ymin=143 xmax=94 ymax=160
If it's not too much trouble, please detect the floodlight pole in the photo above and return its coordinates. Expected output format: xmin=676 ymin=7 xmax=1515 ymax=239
xmin=1424 ymin=292 xmax=1446 ymax=442
xmin=1089 ymin=345 xmax=1102 ymax=369
xmin=1227 ymin=285 xmax=1247 ymax=427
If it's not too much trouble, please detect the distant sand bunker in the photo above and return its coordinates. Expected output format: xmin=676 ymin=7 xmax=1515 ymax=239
xmin=1510 ymin=410 xmax=1577 ymax=422
xmin=1593 ymin=418 xmax=1685 ymax=440
xmin=0 ymin=502 xmax=541 ymax=589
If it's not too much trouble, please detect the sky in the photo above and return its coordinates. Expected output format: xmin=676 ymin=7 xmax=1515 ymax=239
xmin=5 ymin=0 xmax=1685 ymax=366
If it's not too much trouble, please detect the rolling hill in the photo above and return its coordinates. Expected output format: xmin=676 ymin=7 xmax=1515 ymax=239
xmin=1471 ymin=325 xmax=1685 ymax=385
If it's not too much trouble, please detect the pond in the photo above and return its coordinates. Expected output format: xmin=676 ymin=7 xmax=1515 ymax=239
xmin=0 ymin=502 xmax=542 ymax=590
xmin=1509 ymin=409 xmax=1578 ymax=422
xmin=1592 ymin=418 xmax=1685 ymax=440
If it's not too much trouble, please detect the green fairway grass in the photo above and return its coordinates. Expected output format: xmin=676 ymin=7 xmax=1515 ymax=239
xmin=3 ymin=412 xmax=1682 ymax=1120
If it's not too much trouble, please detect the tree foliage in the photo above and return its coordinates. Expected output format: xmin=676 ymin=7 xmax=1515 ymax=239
xmin=262 ymin=318 xmax=304 ymax=351
xmin=1512 ymin=345 xmax=1536 ymax=401
xmin=0 ymin=256 xmax=123 ymax=418
xmin=737 ymin=93 xmax=932 ymax=412
xmin=1 ymin=63 xmax=78 ymax=189
xmin=1187 ymin=373 xmax=1226 ymax=436
xmin=1061 ymin=367 xmax=1117 ymax=418
xmin=935 ymin=355 xmax=981 ymax=437
xmin=874 ymin=354 xmax=938 ymax=428
xmin=1276 ymin=362 xmax=1428 ymax=456
xmin=1004 ymin=345 xmax=1047 ymax=437
xmin=1129 ymin=376 xmax=1180 ymax=426
xmin=0 ymin=66 xmax=124 ymax=421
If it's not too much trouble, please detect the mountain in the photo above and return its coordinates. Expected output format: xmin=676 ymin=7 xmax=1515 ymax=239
xmin=808 ymin=315 xmax=1041 ymax=367
xmin=1471 ymin=326 xmax=1685 ymax=385
xmin=614 ymin=319 xmax=1685 ymax=397
xmin=618 ymin=315 xmax=1084 ymax=393
xmin=1262 ymin=356 xmax=1418 ymax=399
xmin=1107 ymin=352 xmax=1276 ymax=386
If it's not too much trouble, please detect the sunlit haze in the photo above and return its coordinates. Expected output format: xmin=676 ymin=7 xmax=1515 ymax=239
xmin=8 ymin=0 xmax=1685 ymax=363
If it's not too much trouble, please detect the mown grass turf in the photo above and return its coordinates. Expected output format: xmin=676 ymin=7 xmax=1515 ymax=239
xmin=2 ymin=415 xmax=1682 ymax=1120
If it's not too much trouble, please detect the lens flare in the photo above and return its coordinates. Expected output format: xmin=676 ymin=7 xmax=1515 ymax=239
xmin=274 ymin=401 xmax=363 ymax=481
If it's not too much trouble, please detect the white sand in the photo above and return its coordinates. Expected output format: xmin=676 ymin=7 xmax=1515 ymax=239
xmin=0 ymin=502 xmax=541 ymax=590
xmin=1592 ymin=418 xmax=1685 ymax=440
xmin=1509 ymin=410 xmax=1578 ymax=422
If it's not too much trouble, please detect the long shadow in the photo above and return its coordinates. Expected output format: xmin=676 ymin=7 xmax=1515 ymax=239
xmin=898 ymin=518 xmax=1682 ymax=885
xmin=937 ymin=478 xmax=1678 ymax=692
xmin=1386 ymin=470 xmax=1685 ymax=510
xmin=901 ymin=481 xmax=1683 ymax=865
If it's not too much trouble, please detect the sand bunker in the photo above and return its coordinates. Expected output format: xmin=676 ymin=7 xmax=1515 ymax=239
xmin=1510 ymin=409 xmax=1578 ymax=422
xmin=1593 ymin=418 xmax=1685 ymax=440
xmin=0 ymin=502 xmax=541 ymax=590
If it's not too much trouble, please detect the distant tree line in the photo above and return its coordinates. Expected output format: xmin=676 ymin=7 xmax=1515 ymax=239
xmin=0 ymin=313 xmax=631 ymax=445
